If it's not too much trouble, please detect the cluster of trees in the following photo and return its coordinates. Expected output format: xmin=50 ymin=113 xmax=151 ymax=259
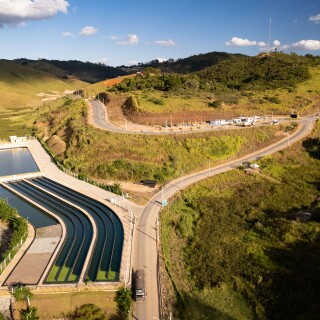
xmin=112 ymin=53 xmax=319 ymax=105
xmin=198 ymin=52 xmax=313 ymax=91
xmin=0 ymin=199 xmax=28 ymax=264
xmin=128 ymin=51 xmax=246 ymax=74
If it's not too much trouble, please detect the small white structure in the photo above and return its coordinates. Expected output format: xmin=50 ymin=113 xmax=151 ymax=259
xmin=250 ymin=163 xmax=260 ymax=170
xmin=209 ymin=119 xmax=228 ymax=126
xmin=9 ymin=136 xmax=27 ymax=143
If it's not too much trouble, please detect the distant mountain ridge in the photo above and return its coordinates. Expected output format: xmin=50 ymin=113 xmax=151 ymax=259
xmin=13 ymin=58 xmax=128 ymax=84
xmin=123 ymin=51 xmax=248 ymax=74
xmin=10 ymin=51 xmax=247 ymax=84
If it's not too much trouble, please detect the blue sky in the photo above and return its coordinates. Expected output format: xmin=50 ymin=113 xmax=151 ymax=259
xmin=0 ymin=0 xmax=319 ymax=66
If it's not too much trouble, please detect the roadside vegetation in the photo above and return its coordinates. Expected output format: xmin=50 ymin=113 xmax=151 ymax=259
xmin=161 ymin=121 xmax=320 ymax=319
xmin=0 ymin=199 xmax=28 ymax=267
xmin=34 ymin=97 xmax=284 ymax=183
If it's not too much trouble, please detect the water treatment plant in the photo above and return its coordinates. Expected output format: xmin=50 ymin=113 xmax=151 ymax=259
xmin=0 ymin=143 xmax=127 ymax=287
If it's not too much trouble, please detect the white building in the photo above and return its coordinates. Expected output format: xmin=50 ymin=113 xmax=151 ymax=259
xmin=9 ymin=136 xmax=27 ymax=143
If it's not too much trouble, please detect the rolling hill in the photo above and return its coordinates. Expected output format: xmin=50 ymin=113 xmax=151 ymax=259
xmin=0 ymin=59 xmax=87 ymax=111
xmin=14 ymin=58 xmax=128 ymax=83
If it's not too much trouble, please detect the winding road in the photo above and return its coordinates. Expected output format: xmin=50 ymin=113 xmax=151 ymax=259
xmin=90 ymin=100 xmax=317 ymax=320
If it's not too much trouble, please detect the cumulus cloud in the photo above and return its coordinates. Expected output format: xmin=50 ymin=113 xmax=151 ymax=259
xmin=157 ymin=58 xmax=167 ymax=63
xmin=98 ymin=57 xmax=108 ymax=65
xmin=225 ymin=37 xmax=266 ymax=47
xmin=128 ymin=60 xmax=139 ymax=65
xmin=287 ymin=40 xmax=320 ymax=51
xmin=153 ymin=39 xmax=176 ymax=47
xmin=309 ymin=14 xmax=320 ymax=23
xmin=273 ymin=40 xmax=281 ymax=46
xmin=79 ymin=26 xmax=97 ymax=36
xmin=116 ymin=34 xmax=139 ymax=45
xmin=62 ymin=31 xmax=72 ymax=37
xmin=0 ymin=0 xmax=69 ymax=27
xmin=267 ymin=40 xmax=320 ymax=52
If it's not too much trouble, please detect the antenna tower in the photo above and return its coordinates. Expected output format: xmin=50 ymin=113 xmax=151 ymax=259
xmin=267 ymin=18 xmax=272 ymax=54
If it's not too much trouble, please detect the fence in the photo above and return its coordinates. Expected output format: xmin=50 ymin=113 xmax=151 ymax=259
xmin=0 ymin=233 xmax=27 ymax=274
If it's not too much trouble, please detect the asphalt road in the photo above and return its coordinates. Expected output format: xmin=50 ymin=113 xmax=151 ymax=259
xmin=133 ymin=115 xmax=316 ymax=320
xmin=91 ymin=98 xmax=317 ymax=319
xmin=90 ymin=99 xmax=292 ymax=136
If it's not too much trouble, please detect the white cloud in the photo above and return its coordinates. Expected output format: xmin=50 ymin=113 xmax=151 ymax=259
xmin=62 ymin=31 xmax=72 ymax=37
xmin=98 ymin=57 xmax=108 ymax=65
xmin=269 ymin=40 xmax=320 ymax=52
xmin=79 ymin=26 xmax=97 ymax=37
xmin=128 ymin=60 xmax=139 ymax=65
xmin=288 ymin=40 xmax=320 ymax=51
xmin=0 ymin=0 xmax=69 ymax=27
xmin=116 ymin=34 xmax=139 ymax=45
xmin=157 ymin=58 xmax=167 ymax=63
xmin=273 ymin=40 xmax=281 ymax=46
xmin=309 ymin=14 xmax=320 ymax=23
xmin=110 ymin=35 xmax=118 ymax=40
xmin=153 ymin=39 xmax=176 ymax=47
xmin=225 ymin=37 xmax=266 ymax=47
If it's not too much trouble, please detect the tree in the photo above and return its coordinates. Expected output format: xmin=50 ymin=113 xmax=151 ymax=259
xmin=21 ymin=307 xmax=39 ymax=320
xmin=12 ymin=286 xmax=33 ymax=302
xmin=114 ymin=287 xmax=132 ymax=319
xmin=68 ymin=304 xmax=106 ymax=320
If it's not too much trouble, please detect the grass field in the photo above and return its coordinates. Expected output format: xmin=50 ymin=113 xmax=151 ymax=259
xmin=161 ymin=121 xmax=320 ymax=319
xmin=0 ymin=60 xmax=86 ymax=140
xmin=13 ymin=291 xmax=118 ymax=319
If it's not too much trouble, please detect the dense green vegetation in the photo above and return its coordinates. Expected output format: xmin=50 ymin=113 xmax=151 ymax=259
xmin=35 ymin=97 xmax=282 ymax=183
xmin=114 ymin=53 xmax=318 ymax=95
xmin=131 ymin=51 xmax=247 ymax=74
xmin=161 ymin=121 xmax=320 ymax=319
xmin=0 ymin=199 xmax=28 ymax=265
xmin=21 ymin=307 xmax=39 ymax=320
xmin=106 ymin=53 xmax=320 ymax=122
xmin=114 ymin=287 xmax=132 ymax=320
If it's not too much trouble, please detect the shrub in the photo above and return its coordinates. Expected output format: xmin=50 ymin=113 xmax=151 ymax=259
xmin=68 ymin=304 xmax=106 ymax=320
xmin=114 ymin=287 xmax=132 ymax=319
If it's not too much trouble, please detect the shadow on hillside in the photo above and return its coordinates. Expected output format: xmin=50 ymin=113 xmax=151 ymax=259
xmin=261 ymin=238 xmax=320 ymax=320
xmin=302 ymin=138 xmax=320 ymax=160
xmin=177 ymin=292 xmax=237 ymax=320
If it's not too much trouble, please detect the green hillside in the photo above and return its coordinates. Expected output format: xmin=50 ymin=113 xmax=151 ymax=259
xmin=14 ymin=58 xmax=128 ymax=83
xmin=102 ymin=53 xmax=320 ymax=125
xmin=124 ymin=51 xmax=247 ymax=74
xmin=0 ymin=60 xmax=87 ymax=139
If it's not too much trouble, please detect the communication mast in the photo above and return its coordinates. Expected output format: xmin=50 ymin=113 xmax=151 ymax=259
xmin=267 ymin=18 xmax=272 ymax=54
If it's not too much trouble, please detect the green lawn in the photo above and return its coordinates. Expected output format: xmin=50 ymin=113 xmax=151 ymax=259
xmin=30 ymin=291 xmax=117 ymax=319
